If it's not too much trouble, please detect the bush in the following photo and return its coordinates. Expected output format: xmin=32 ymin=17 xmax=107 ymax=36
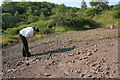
xmin=40 ymin=27 xmax=54 ymax=34
xmin=2 ymin=13 xmax=19 ymax=30
xmin=51 ymin=13 xmax=100 ymax=30
xmin=51 ymin=13 xmax=86 ymax=29
xmin=26 ymin=15 xmax=40 ymax=24
xmin=4 ymin=25 xmax=28 ymax=35
xmin=112 ymin=5 xmax=119 ymax=10
xmin=2 ymin=34 xmax=19 ymax=47
xmin=112 ymin=10 xmax=120 ymax=19
xmin=85 ymin=18 xmax=100 ymax=29
xmin=28 ymin=20 xmax=55 ymax=34
xmin=84 ymin=8 xmax=102 ymax=17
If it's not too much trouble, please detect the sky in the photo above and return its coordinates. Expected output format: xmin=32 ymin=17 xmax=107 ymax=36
xmin=0 ymin=0 xmax=119 ymax=8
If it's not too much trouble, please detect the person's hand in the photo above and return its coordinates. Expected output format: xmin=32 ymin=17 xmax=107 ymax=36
xmin=26 ymin=36 xmax=30 ymax=40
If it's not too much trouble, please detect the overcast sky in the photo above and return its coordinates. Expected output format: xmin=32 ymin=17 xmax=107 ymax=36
xmin=0 ymin=0 xmax=119 ymax=8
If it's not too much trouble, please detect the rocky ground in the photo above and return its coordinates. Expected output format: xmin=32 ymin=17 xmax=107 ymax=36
xmin=2 ymin=28 xmax=119 ymax=78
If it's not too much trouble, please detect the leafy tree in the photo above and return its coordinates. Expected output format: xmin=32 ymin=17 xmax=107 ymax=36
xmin=89 ymin=0 xmax=98 ymax=8
xmin=118 ymin=1 xmax=120 ymax=5
xmin=81 ymin=0 xmax=87 ymax=10
xmin=2 ymin=2 xmax=17 ymax=14
xmin=14 ymin=11 xmax=21 ymax=21
xmin=39 ymin=13 xmax=46 ymax=20
xmin=2 ymin=13 xmax=18 ymax=30
xmin=89 ymin=0 xmax=109 ymax=9
xmin=52 ymin=4 xmax=67 ymax=15
xmin=2 ymin=2 xmax=80 ymax=30
xmin=26 ymin=7 xmax=33 ymax=16
xmin=26 ymin=15 xmax=39 ymax=24
xmin=84 ymin=8 xmax=101 ymax=17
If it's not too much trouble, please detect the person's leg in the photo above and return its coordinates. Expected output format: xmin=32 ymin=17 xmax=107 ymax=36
xmin=22 ymin=47 xmax=26 ymax=57
xmin=20 ymin=34 xmax=31 ymax=57
xmin=23 ymin=39 xmax=31 ymax=57
xmin=20 ymin=34 xmax=27 ymax=57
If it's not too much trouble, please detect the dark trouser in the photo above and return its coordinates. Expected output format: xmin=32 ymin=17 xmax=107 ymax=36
xmin=19 ymin=34 xmax=31 ymax=57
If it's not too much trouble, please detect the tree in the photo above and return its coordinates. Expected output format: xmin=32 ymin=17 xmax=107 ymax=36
xmin=26 ymin=15 xmax=39 ymax=24
xmin=81 ymin=0 xmax=87 ymax=10
xmin=89 ymin=0 xmax=98 ymax=8
xmin=89 ymin=0 xmax=109 ymax=9
xmin=2 ymin=13 xmax=18 ymax=30
xmin=14 ymin=11 xmax=21 ymax=23
xmin=52 ymin=4 xmax=67 ymax=15
xmin=2 ymin=2 xmax=18 ymax=14
xmin=26 ymin=7 xmax=32 ymax=16
xmin=118 ymin=1 xmax=120 ymax=5
xmin=39 ymin=13 xmax=46 ymax=20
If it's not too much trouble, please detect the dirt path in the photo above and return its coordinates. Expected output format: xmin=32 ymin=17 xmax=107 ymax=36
xmin=2 ymin=28 xmax=119 ymax=78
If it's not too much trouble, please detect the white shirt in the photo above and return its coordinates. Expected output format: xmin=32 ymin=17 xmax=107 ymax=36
xmin=19 ymin=27 xmax=34 ymax=37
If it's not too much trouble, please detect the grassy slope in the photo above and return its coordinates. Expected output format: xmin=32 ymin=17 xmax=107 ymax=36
xmin=92 ymin=10 xmax=119 ymax=28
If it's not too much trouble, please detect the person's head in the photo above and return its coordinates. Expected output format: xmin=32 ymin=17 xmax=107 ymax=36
xmin=33 ymin=27 xmax=39 ymax=34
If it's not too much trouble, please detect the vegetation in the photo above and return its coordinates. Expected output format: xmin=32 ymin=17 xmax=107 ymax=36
xmin=89 ymin=0 xmax=109 ymax=9
xmin=1 ymin=1 xmax=119 ymax=47
xmin=81 ymin=0 xmax=87 ymax=10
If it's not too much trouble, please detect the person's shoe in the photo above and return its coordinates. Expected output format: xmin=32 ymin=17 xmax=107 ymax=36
xmin=22 ymin=53 xmax=27 ymax=57
xmin=26 ymin=52 xmax=31 ymax=57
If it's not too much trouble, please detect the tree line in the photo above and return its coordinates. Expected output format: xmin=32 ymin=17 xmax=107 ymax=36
xmin=2 ymin=2 xmax=79 ymax=30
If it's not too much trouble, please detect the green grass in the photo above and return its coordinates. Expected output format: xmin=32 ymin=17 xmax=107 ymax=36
xmin=2 ymin=35 xmax=19 ymax=47
xmin=52 ymin=26 xmax=76 ymax=34
xmin=93 ymin=10 xmax=119 ymax=28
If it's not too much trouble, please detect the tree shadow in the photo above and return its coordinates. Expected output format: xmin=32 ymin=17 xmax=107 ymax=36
xmin=31 ymin=47 xmax=75 ymax=57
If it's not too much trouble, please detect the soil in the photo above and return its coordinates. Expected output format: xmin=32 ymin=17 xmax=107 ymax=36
xmin=2 ymin=28 xmax=119 ymax=78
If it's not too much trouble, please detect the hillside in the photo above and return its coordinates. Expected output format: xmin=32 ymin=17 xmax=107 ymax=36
xmin=2 ymin=2 xmax=120 ymax=47
xmin=2 ymin=28 xmax=119 ymax=78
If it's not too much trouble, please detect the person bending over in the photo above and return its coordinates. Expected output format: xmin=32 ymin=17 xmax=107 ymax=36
xmin=19 ymin=27 xmax=39 ymax=57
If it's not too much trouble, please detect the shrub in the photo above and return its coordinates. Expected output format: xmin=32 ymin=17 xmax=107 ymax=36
xmin=51 ymin=13 xmax=86 ymax=29
xmin=40 ymin=27 xmax=54 ymax=34
xmin=84 ymin=8 xmax=102 ymax=17
xmin=2 ymin=13 xmax=19 ymax=30
xmin=4 ymin=25 xmax=28 ymax=35
xmin=51 ymin=13 xmax=100 ymax=30
xmin=112 ymin=10 xmax=120 ymax=19
xmin=112 ymin=5 xmax=119 ymax=10
xmin=85 ymin=18 xmax=100 ymax=29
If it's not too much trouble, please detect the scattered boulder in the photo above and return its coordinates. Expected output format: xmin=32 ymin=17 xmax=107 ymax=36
xmin=80 ymin=74 xmax=85 ymax=77
xmin=45 ymin=73 xmax=51 ymax=76
xmin=16 ymin=61 xmax=24 ymax=67
xmin=105 ymin=65 xmax=110 ymax=70
xmin=86 ymin=53 xmax=92 ymax=56
xmin=77 ymin=52 xmax=81 ymax=55
xmin=75 ymin=70 xmax=81 ymax=73
xmin=87 ymin=74 xmax=93 ymax=77
xmin=7 ymin=69 xmax=16 ymax=73
xmin=83 ymin=56 xmax=88 ymax=59
xmin=26 ymin=63 xmax=30 ymax=66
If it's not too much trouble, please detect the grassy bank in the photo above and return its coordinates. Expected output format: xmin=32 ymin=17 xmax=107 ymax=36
xmin=93 ymin=10 xmax=119 ymax=28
